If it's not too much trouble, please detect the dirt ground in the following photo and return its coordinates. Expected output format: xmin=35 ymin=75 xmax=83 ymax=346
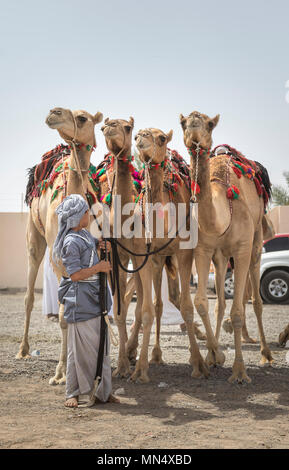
xmin=0 ymin=290 xmax=289 ymax=449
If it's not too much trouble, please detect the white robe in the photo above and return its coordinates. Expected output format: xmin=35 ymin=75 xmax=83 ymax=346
xmin=152 ymin=270 xmax=183 ymax=325
xmin=42 ymin=248 xmax=59 ymax=316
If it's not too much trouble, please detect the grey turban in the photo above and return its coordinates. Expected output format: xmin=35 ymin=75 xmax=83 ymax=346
xmin=53 ymin=194 xmax=89 ymax=263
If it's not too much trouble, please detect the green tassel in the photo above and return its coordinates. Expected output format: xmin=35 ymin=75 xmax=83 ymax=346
xmin=233 ymin=162 xmax=245 ymax=175
xmin=97 ymin=168 xmax=106 ymax=177
xmin=105 ymin=193 xmax=112 ymax=204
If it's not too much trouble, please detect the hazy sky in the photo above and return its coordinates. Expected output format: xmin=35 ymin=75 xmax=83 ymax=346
xmin=1 ymin=0 xmax=288 ymax=211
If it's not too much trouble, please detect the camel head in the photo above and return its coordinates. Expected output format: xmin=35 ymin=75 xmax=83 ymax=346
xmin=46 ymin=107 xmax=103 ymax=146
xmin=135 ymin=128 xmax=173 ymax=164
xmin=101 ymin=117 xmax=134 ymax=157
xmin=179 ymin=111 xmax=220 ymax=151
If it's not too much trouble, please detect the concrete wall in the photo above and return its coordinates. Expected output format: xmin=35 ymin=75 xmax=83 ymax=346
xmin=0 ymin=213 xmax=43 ymax=289
xmin=0 ymin=206 xmax=288 ymax=289
xmin=268 ymin=206 xmax=289 ymax=235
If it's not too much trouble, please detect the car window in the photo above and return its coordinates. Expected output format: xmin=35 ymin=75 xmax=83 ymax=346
xmin=264 ymin=237 xmax=289 ymax=252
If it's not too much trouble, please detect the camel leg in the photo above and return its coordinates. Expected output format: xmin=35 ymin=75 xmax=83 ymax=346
xmin=112 ymin=250 xmax=131 ymax=378
xmin=126 ymin=270 xmax=143 ymax=363
xmin=213 ymin=250 xmax=227 ymax=342
xmin=279 ymin=323 xmax=289 ymax=347
xmin=249 ymin=232 xmax=273 ymax=364
xmin=241 ymin=275 xmax=256 ymax=344
xmin=228 ymin=249 xmax=252 ymax=384
xmin=150 ymin=255 xmax=166 ymax=364
xmin=49 ymin=303 xmax=67 ymax=385
xmin=124 ymin=275 xmax=135 ymax=312
xmin=167 ymin=264 xmax=206 ymax=341
xmin=16 ymin=214 xmax=46 ymax=359
xmin=130 ymin=258 xmax=155 ymax=383
xmin=177 ymin=250 xmax=209 ymax=378
xmin=194 ymin=248 xmax=225 ymax=367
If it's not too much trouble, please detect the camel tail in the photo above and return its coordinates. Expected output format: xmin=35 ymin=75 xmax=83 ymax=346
xmin=164 ymin=256 xmax=177 ymax=280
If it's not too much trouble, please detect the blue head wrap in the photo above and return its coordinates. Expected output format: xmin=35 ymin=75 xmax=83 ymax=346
xmin=53 ymin=194 xmax=89 ymax=263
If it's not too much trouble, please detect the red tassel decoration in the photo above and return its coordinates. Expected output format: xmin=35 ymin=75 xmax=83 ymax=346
xmin=233 ymin=166 xmax=242 ymax=179
xmin=191 ymin=181 xmax=200 ymax=194
xmin=227 ymin=185 xmax=240 ymax=200
xmin=253 ymin=177 xmax=263 ymax=196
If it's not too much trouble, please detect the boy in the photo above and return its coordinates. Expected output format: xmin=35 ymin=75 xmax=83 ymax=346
xmin=53 ymin=194 xmax=119 ymax=408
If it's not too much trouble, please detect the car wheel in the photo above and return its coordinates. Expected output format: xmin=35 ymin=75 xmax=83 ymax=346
xmin=224 ymin=272 xmax=234 ymax=299
xmin=260 ymin=270 xmax=289 ymax=304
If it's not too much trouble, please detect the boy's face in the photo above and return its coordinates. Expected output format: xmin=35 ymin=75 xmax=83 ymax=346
xmin=80 ymin=210 xmax=89 ymax=228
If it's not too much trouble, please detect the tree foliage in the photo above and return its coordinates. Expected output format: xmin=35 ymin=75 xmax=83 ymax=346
xmin=272 ymin=171 xmax=289 ymax=206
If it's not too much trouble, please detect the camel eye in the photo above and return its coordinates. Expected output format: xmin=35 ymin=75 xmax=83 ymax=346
xmin=208 ymin=121 xmax=214 ymax=129
xmin=125 ymin=125 xmax=131 ymax=133
xmin=159 ymin=135 xmax=166 ymax=143
xmin=78 ymin=116 xmax=87 ymax=123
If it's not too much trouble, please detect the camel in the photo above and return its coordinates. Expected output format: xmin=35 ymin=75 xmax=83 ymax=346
xmin=127 ymin=126 xmax=222 ymax=379
xmin=16 ymin=107 xmax=103 ymax=387
xmin=180 ymin=110 xmax=273 ymax=383
xmin=101 ymin=120 xmax=208 ymax=381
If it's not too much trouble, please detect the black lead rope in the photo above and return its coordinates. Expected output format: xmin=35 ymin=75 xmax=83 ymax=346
xmin=94 ymin=240 xmax=108 ymax=384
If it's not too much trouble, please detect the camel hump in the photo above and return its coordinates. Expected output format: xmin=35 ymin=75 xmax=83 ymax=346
xmin=164 ymin=256 xmax=177 ymax=279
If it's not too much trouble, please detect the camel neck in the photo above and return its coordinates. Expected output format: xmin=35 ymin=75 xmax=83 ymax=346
xmin=110 ymin=148 xmax=133 ymax=201
xmin=67 ymin=146 xmax=92 ymax=195
xmin=190 ymin=153 xmax=217 ymax=232
xmin=147 ymin=167 xmax=164 ymax=204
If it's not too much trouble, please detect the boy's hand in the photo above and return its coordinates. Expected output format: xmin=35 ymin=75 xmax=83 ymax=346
xmin=98 ymin=238 xmax=111 ymax=252
xmin=96 ymin=260 xmax=112 ymax=274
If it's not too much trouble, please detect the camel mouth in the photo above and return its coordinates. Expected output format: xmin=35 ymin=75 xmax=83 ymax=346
xmin=46 ymin=116 xmax=64 ymax=129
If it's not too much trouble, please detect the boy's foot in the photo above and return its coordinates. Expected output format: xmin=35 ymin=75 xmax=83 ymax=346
xmin=108 ymin=394 xmax=120 ymax=403
xmin=65 ymin=397 xmax=78 ymax=408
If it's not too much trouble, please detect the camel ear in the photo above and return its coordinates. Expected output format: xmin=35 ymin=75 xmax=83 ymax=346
xmin=179 ymin=114 xmax=187 ymax=130
xmin=208 ymin=114 xmax=220 ymax=129
xmin=104 ymin=117 xmax=109 ymax=124
xmin=93 ymin=112 xmax=103 ymax=124
xmin=166 ymin=129 xmax=173 ymax=142
xmin=129 ymin=116 xmax=134 ymax=128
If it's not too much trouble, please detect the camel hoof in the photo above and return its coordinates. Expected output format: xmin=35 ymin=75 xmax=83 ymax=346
xmin=242 ymin=336 xmax=257 ymax=344
xmin=129 ymin=370 xmax=150 ymax=384
xmin=228 ymin=361 xmax=251 ymax=384
xmin=260 ymin=347 xmax=274 ymax=365
xmin=49 ymin=376 xmax=66 ymax=386
xmin=222 ymin=319 xmax=233 ymax=334
xmin=191 ymin=355 xmax=210 ymax=378
xmin=15 ymin=344 xmax=30 ymax=359
xmin=205 ymin=349 xmax=226 ymax=367
xmin=149 ymin=347 xmax=164 ymax=365
xmin=228 ymin=373 xmax=252 ymax=384
xmin=112 ymin=368 xmax=131 ymax=379
xmin=15 ymin=352 xmax=31 ymax=360
xmin=126 ymin=348 xmax=138 ymax=365
xmin=278 ymin=331 xmax=289 ymax=348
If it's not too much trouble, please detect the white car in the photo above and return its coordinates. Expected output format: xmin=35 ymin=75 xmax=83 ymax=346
xmin=217 ymin=234 xmax=289 ymax=303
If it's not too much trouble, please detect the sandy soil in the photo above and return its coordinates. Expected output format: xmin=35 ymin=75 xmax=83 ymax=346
xmin=0 ymin=291 xmax=289 ymax=449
